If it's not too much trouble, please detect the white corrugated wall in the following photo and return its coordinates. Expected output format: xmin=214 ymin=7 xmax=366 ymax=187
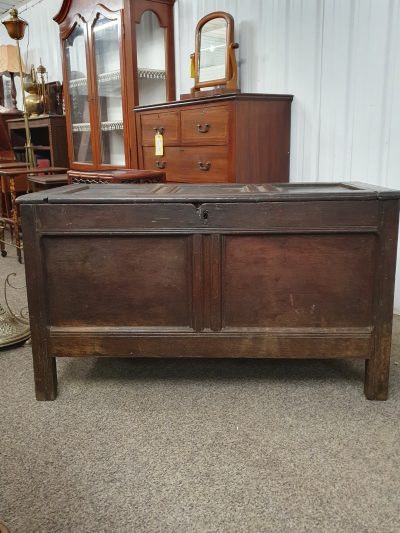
xmin=1 ymin=0 xmax=400 ymax=309
xmin=175 ymin=0 xmax=400 ymax=310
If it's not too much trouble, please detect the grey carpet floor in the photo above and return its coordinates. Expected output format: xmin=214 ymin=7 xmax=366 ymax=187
xmin=1 ymin=245 xmax=400 ymax=533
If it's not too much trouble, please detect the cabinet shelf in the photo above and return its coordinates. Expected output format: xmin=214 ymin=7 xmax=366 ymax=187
xmin=13 ymin=145 xmax=51 ymax=151
xmin=72 ymin=121 xmax=123 ymax=133
xmin=69 ymin=70 xmax=120 ymax=89
xmin=69 ymin=67 xmax=166 ymax=90
xmin=138 ymin=68 xmax=166 ymax=80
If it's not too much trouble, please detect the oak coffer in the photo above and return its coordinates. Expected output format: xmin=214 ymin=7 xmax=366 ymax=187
xmin=18 ymin=182 xmax=399 ymax=401
xmin=134 ymin=93 xmax=293 ymax=183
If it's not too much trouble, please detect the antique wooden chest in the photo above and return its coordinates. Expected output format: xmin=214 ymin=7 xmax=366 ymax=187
xmin=18 ymin=182 xmax=400 ymax=401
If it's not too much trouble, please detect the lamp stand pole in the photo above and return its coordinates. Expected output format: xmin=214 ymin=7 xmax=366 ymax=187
xmin=15 ymin=39 xmax=35 ymax=169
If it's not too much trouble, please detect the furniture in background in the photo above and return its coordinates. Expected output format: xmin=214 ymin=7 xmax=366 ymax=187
xmin=28 ymin=168 xmax=167 ymax=191
xmin=28 ymin=174 xmax=69 ymax=192
xmin=19 ymin=181 xmax=399 ymax=401
xmin=187 ymin=11 xmax=239 ymax=99
xmin=135 ymin=93 xmax=293 ymax=183
xmin=0 ymin=161 xmax=26 ymax=231
xmin=0 ymin=166 xmax=68 ymax=262
xmin=67 ymin=168 xmax=166 ymax=184
xmin=54 ymin=0 xmax=176 ymax=171
xmin=0 ymin=111 xmax=21 ymax=161
xmin=0 ymin=44 xmax=28 ymax=113
xmin=46 ymin=81 xmax=64 ymax=115
xmin=7 ymin=115 xmax=69 ymax=168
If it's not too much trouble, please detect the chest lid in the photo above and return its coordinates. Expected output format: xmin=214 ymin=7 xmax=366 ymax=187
xmin=17 ymin=182 xmax=400 ymax=205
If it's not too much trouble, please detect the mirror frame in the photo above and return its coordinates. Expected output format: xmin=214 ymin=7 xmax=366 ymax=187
xmin=191 ymin=11 xmax=238 ymax=95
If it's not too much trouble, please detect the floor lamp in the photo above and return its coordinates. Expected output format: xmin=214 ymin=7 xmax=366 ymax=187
xmin=2 ymin=8 xmax=35 ymax=168
xmin=0 ymin=9 xmax=32 ymax=346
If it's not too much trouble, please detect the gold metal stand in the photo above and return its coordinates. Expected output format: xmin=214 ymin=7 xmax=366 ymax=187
xmin=16 ymin=40 xmax=35 ymax=168
xmin=0 ymin=273 xmax=29 ymax=347
xmin=0 ymin=9 xmax=32 ymax=347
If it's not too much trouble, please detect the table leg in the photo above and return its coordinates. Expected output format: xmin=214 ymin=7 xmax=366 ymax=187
xmin=364 ymin=200 xmax=398 ymax=400
xmin=0 ymin=177 xmax=7 ymax=257
xmin=364 ymin=328 xmax=392 ymax=401
xmin=9 ymin=176 xmax=22 ymax=263
xmin=33 ymin=354 xmax=57 ymax=401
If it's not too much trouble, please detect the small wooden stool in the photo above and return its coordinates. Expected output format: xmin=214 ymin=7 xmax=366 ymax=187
xmin=28 ymin=174 xmax=69 ymax=192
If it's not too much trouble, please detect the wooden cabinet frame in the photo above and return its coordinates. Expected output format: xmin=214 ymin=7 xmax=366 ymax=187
xmin=54 ymin=0 xmax=176 ymax=171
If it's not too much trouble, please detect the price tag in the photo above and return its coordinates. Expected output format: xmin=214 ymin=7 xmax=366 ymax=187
xmin=155 ymin=132 xmax=164 ymax=156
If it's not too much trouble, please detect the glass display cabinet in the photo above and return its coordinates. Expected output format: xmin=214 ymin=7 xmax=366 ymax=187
xmin=54 ymin=0 xmax=176 ymax=170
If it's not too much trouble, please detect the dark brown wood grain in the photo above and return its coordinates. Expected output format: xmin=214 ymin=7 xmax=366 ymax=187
xmin=135 ymin=94 xmax=293 ymax=183
xmin=18 ymin=181 xmax=399 ymax=400
xmin=365 ymin=199 xmax=399 ymax=400
xmin=20 ymin=205 xmax=57 ymax=400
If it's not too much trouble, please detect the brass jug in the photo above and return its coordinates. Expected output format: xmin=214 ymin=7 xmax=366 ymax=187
xmin=23 ymin=75 xmax=44 ymax=116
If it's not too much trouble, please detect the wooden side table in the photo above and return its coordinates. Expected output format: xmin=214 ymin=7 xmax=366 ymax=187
xmin=0 ymin=167 xmax=68 ymax=262
xmin=28 ymin=174 xmax=69 ymax=192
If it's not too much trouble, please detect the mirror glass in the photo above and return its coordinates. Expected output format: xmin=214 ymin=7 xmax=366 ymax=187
xmin=136 ymin=11 xmax=166 ymax=106
xmin=198 ymin=17 xmax=227 ymax=83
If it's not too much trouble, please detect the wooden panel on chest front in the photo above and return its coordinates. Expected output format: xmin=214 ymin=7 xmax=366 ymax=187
xmin=222 ymin=234 xmax=376 ymax=329
xmin=43 ymin=235 xmax=193 ymax=328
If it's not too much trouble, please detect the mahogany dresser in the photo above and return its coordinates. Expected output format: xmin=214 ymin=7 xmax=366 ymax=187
xmin=18 ymin=181 xmax=399 ymax=401
xmin=134 ymin=93 xmax=293 ymax=183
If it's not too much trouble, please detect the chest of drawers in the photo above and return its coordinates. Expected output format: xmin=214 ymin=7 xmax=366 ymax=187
xmin=134 ymin=93 xmax=293 ymax=183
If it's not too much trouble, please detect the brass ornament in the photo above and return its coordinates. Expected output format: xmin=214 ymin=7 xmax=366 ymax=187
xmin=1 ymin=8 xmax=28 ymax=41
xmin=0 ymin=273 xmax=30 ymax=348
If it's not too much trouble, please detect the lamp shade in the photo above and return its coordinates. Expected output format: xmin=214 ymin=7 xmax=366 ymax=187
xmin=0 ymin=45 xmax=27 ymax=76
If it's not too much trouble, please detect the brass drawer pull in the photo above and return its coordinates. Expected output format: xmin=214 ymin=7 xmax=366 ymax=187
xmin=196 ymin=123 xmax=210 ymax=133
xmin=153 ymin=126 xmax=165 ymax=135
xmin=198 ymin=161 xmax=211 ymax=171
xmin=156 ymin=160 xmax=166 ymax=169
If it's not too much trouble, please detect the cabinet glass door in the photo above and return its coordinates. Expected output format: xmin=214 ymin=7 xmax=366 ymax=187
xmin=92 ymin=13 xmax=125 ymax=166
xmin=64 ymin=23 xmax=93 ymax=163
xmin=136 ymin=11 xmax=167 ymax=106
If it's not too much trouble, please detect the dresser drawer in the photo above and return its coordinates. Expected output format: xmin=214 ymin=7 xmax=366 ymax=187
xmin=140 ymin=111 xmax=180 ymax=146
xmin=181 ymin=106 xmax=230 ymax=145
xmin=143 ymin=146 xmax=229 ymax=183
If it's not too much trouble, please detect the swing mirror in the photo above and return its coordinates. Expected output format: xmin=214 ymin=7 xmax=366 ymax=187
xmin=191 ymin=11 xmax=239 ymax=96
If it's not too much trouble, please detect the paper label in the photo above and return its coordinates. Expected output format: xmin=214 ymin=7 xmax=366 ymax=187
xmin=155 ymin=132 xmax=164 ymax=156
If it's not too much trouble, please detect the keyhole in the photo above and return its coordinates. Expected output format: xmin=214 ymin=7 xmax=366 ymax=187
xmin=202 ymin=210 xmax=209 ymax=220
